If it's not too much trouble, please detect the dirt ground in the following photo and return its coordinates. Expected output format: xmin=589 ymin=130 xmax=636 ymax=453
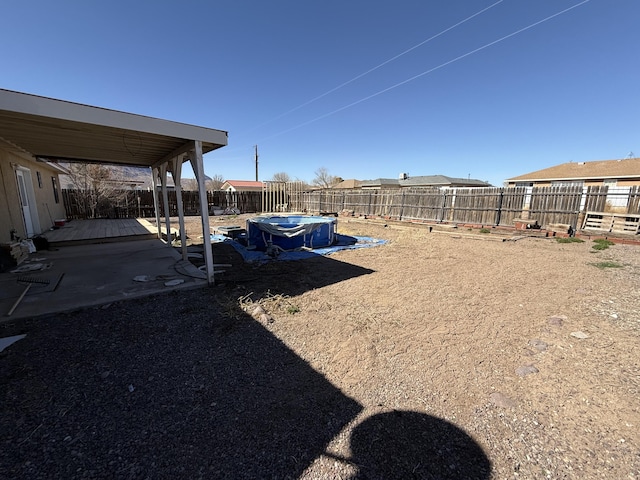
xmin=2 ymin=214 xmax=639 ymax=479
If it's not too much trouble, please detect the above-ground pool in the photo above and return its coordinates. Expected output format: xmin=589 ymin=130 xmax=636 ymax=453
xmin=247 ymin=215 xmax=337 ymax=251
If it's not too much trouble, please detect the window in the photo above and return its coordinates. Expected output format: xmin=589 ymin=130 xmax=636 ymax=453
xmin=603 ymin=179 xmax=618 ymax=187
xmin=37 ymin=171 xmax=42 ymax=188
xmin=551 ymin=181 xmax=583 ymax=188
xmin=52 ymin=177 xmax=59 ymax=203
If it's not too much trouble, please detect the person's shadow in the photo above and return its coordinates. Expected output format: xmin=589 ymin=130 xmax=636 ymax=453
xmin=346 ymin=410 xmax=491 ymax=480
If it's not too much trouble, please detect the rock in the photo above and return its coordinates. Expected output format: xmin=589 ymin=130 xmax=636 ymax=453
xmin=490 ymin=392 xmax=517 ymax=408
xmin=548 ymin=316 xmax=566 ymax=326
xmin=515 ymin=365 xmax=539 ymax=377
xmin=528 ymin=339 xmax=548 ymax=352
xmin=570 ymin=331 xmax=589 ymax=339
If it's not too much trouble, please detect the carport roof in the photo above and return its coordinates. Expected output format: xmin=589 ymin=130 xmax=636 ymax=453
xmin=0 ymin=88 xmax=228 ymax=167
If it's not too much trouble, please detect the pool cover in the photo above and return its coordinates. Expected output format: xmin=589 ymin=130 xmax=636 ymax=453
xmin=211 ymin=233 xmax=387 ymax=263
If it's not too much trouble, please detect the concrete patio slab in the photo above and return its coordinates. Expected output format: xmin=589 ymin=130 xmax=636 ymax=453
xmin=0 ymin=239 xmax=207 ymax=321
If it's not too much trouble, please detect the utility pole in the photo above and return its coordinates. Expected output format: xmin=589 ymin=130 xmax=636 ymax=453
xmin=254 ymin=145 xmax=259 ymax=181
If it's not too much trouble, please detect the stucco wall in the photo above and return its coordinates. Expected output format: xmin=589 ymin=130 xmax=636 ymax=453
xmin=0 ymin=144 xmax=66 ymax=243
xmin=508 ymin=179 xmax=640 ymax=188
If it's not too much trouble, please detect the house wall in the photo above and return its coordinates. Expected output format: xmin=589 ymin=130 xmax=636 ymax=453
xmin=0 ymin=144 xmax=66 ymax=243
xmin=508 ymin=178 xmax=640 ymax=188
xmin=613 ymin=179 xmax=640 ymax=187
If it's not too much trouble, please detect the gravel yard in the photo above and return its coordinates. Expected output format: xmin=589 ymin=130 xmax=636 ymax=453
xmin=1 ymin=215 xmax=639 ymax=479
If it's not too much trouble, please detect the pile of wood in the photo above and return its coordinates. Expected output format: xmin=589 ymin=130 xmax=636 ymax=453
xmin=0 ymin=242 xmax=30 ymax=266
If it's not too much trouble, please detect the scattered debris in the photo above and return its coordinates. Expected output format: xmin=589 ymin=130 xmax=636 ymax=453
xmin=528 ymin=339 xmax=548 ymax=352
xmin=133 ymin=275 xmax=150 ymax=282
xmin=571 ymin=331 xmax=590 ymax=339
xmin=10 ymin=263 xmax=51 ymax=273
xmin=0 ymin=334 xmax=26 ymax=353
xmin=490 ymin=392 xmax=517 ymax=408
xmin=260 ymin=313 xmax=274 ymax=324
xmin=164 ymin=279 xmax=184 ymax=287
xmin=516 ymin=365 xmax=539 ymax=377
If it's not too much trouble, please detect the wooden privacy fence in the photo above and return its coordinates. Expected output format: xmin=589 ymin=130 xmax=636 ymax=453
xmin=62 ymin=189 xmax=262 ymax=219
xmin=296 ymin=186 xmax=640 ymax=230
xmin=62 ymin=185 xmax=640 ymax=231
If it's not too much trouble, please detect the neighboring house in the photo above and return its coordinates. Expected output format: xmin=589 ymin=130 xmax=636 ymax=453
xmin=0 ymin=138 xmax=68 ymax=243
xmin=221 ymin=180 xmax=264 ymax=192
xmin=331 ymin=179 xmax=362 ymax=189
xmin=506 ymin=157 xmax=640 ymax=187
xmin=361 ymin=175 xmax=491 ymax=189
xmin=360 ymin=178 xmax=404 ymax=190
xmin=401 ymin=175 xmax=491 ymax=188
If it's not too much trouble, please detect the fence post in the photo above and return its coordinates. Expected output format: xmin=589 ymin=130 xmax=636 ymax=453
xmin=495 ymin=189 xmax=504 ymax=226
xmin=439 ymin=190 xmax=447 ymax=222
xmin=399 ymin=190 xmax=405 ymax=221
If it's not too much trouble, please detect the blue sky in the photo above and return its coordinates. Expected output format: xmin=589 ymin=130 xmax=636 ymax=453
xmin=2 ymin=0 xmax=638 ymax=186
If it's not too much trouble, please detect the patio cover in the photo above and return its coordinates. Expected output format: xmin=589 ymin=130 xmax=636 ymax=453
xmin=0 ymin=88 xmax=228 ymax=284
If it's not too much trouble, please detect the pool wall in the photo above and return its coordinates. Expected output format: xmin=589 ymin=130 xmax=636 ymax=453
xmin=247 ymin=216 xmax=337 ymax=250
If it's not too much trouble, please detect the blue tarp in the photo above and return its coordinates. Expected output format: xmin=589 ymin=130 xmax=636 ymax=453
xmin=211 ymin=233 xmax=387 ymax=263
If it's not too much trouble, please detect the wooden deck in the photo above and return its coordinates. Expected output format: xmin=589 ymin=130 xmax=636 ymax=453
xmin=42 ymin=218 xmax=160 ymax=246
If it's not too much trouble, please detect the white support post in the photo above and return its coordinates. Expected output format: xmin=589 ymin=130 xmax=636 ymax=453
xmin=151 ymin=167 xmax=162 ymax=240
xmin=189 ymin=141 xmax=215 ymax=284
xmin=160 ymin=164 xmax=172 ymax=244
xmin=171 ymin=156 xmax=188 ymax=261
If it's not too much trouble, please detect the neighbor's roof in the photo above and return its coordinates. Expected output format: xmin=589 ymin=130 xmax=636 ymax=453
xmin=360 ymin=178 xmax=402 ymax=187
xmin=0 ymin=88 xmax=228 ymax=168
xmin=507 ymin=158 xmax=640 ymax=182
xmin=361 ymin=175 xmax=490 ymax=188
xmin=331 ymin=179 xmax=362 ymax=189
xmin=401 ymin=175 xmax=491 ymax=187
xmin=222 ymin=180 xmax=264 ymax=188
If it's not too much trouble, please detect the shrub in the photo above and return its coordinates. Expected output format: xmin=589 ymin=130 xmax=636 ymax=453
xmin=592 ymin=239 xmax=615 ymax=251
xmin=287 ymin=305 xmax=301 ymax=314
xmin=590 ymin=261 xmax=623 ymax=269
xmin=556 ymin=237 xmax=584 ymax=243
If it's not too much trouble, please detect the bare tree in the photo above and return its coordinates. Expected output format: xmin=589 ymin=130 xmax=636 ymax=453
xmin=206 ymin=174 xmax=224 ymax=191
xmin=272 ymin=172 xmax=291 ymax=183
xmin=312 ymin=167 xmax=341 ymax=188
xmin=65 ymin=163 xmax=130 ymax=218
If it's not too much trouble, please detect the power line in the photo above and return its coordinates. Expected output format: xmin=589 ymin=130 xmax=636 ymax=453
xmin=257 ymin=0 xmax=591 ymax=142
xmin=243 ymin=0 xmax=505 ymax=134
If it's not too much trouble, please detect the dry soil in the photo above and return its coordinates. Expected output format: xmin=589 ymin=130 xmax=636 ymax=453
xmin=1 ymin=214 xmax=638 ymax=479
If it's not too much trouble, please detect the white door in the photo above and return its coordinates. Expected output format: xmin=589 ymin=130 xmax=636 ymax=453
xmin=16 ymin=169 xmax=35 ymax=237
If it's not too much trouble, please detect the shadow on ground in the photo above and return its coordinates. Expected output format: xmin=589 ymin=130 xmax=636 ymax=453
xmin=0 ymin=291 xmax=361 ymax=478
xmin=346 ymin=410 xmax=492 ymax=479
xmin=1 ymin=243 xmax=492 ymax=478
xmin=201 ymin=242 xmax=378 ymax=298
